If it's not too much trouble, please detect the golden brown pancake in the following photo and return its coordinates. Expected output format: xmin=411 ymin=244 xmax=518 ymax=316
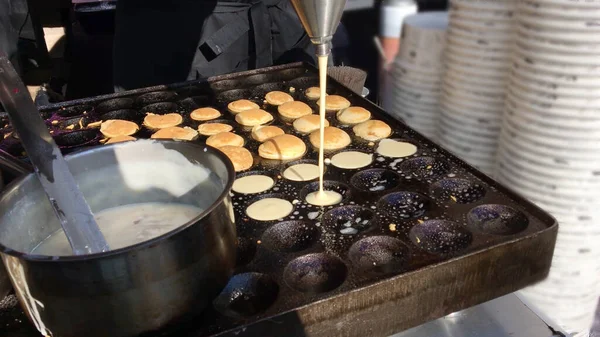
xmin=305 ymin=86 xmax=321 ymax=100
xmin=292 ymin=114 xmax=330 ymax=134
xmin=278 ymin=101 xmax=312 ymax=119
xmin=309 ymin=126 xmax=351 ymax=150
xmin=317 ymin=95 xmax=351 ymax=111
xmin=100 ymin=120 xmax=139 ymax=138
xmin=105 ymin=135 xmax=136 ymax=144
xmin=235 ymin=109 xmax=274 ymax=126
xmin=258 ymin=134 xmax=306 ymax=160
xmin=265 ymin=91 xmax=294 ymax=105
xmin=143 ymin=113 xmax=183 ymax=129
xmin=150 ymin=126 xmax=198 ymax=141
xmin=251 ymin=125 xmax=285 ymax=142
xmin=206 ymin=131 xmax=244 ymax=148
xmin=197 ymin=122 xmax=233 ymax=136
xmin=336 ymin=106 xmax=371 ymax=125
xmin=353 ymin=120 xmax=392 ymax=141
xmin=228 ymin=99 xmax=259 ymax=114
xmin=190 ymin=107 xmax=221 ymax=121
xmin=218 ymin=146 xmax=254 ymax=172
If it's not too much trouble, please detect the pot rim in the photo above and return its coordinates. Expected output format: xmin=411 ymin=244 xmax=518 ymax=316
xmin=0 ymin=140 xmax=235 ymax=262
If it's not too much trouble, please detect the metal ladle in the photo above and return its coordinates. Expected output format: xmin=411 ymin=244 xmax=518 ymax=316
xmin=0 ymin=56 xmax=109 ymax=255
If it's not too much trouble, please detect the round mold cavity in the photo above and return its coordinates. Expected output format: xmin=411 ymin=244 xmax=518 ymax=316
xmin=53 ymin=129 xmax=99 ymax=147
xmin=377 ymin=191 xmax=431 ymax=220
xmin=211 ymin=79 xmax=243 ymax=92
xmin=57 ymin=116 xmax=91 ymax=129
xmin=100 ymin=109 xmax=142 ymax=122
xmin=279 ymin=68 xmax=308 ymax=81
xmin=399 ymin=157 xmax=450 ymax=179
xmin=430 ymin=178 xmax=486 ymax=204
xmin=140 ymin=102 xmax=179 ymax=114
xmin=135 ymin=91 xmax=176 ymax=106
xmin=281 ymin=159 xmax=324 ymax=182
xmin=245 ymin=193 xmax=294 ymax=222
xmin=236 ymin=237 xmax=257 ymax=266
xmin=409 ymin=220 xmax=473 ymax=255
xmin=467 ymin=204 xmax=529 ymax=235
xmin=56 ymin=105 xmax=92 ymax=118
xmin=287 ymin=76 xmax=319 ymax=90
xmin=233 ymin=170 xmax=277 ymax=195
xmin=322 ymin=206 xmax=375 ymax=236
xmin=244 ymin=74 xmax=272 ymax=85
xmin=190 ymin=95 xmax=214 ymax=107
xmin=350 ymin=169 xmax=401 ymax=193
xmin=217 ymin=89 xmax=253 ymax=103
xmin=261 ymin=220 xmax=319 ymax=252
xmin=252 ymin=82 xmax=288 ymax=96
xmin=348 ymin=236 xmax=410 ymax=275
xmin=299 ymin=181 xmax=351 ymax=206
xmin=283 ymin=253 xmax=347 ymax=293
xmin=95 ymin=98 xmax=134 ymax=113
xmin=213 ymin=272 xmax=279 ymax=318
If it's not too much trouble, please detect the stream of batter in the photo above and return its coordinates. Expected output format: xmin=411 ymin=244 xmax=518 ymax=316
xmin=305 ymin=55 xmax=342 ymax=206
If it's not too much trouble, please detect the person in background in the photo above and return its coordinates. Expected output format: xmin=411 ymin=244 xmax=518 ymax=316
xmin=112 ymin=0 xmax=344 ymax=92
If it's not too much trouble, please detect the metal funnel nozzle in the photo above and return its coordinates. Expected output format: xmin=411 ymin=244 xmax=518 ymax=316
xmin=290 ymin=0 xmax=347 ymax=55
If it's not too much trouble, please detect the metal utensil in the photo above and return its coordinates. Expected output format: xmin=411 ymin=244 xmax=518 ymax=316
xmin=0 ymin=56 xmax=109 ymax=255
xmin=290 ymin=0 xmax=348 ymax=56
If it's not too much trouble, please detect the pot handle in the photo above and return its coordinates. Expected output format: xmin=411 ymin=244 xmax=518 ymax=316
xmin=0 ymin=149 xmax=33 ymax=177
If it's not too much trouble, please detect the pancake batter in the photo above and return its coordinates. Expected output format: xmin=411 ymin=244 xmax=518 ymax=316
xmin=283 ymin=163 xmax=320 ymax=181
xmin=31 ymin=203 xmax=202 ymax=256
xmin=246 ymin=198 xmax=293 ymax=221
xmin=305 ymin=190 xmax=342 ymax=206
xmin=232 ymin=175 xmax=274 ymax=194
xmin=331 ymin=151 xmax=373 ymax=169
xmin=377 ymin=139 xmax=417 ymax=158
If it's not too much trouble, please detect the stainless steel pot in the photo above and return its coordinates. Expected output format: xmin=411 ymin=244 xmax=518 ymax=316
xmin=0 ymin=140 xmax=236 ymax=337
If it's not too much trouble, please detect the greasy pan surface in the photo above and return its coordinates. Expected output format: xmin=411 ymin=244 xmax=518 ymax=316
xmin=0 ymin=63 xmax=557 ymax=337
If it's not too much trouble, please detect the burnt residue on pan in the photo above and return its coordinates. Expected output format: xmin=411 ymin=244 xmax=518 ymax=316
xmin=0 ymin=62 xmax=557 ymax=337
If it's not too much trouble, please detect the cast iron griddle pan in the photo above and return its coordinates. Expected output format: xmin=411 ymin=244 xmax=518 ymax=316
xmin=0 ymin=62 xmax=557 ymax=337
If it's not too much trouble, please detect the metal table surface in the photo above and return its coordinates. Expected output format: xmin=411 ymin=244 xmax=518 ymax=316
xmin=391 ymin=293 xmax=568 ymax=337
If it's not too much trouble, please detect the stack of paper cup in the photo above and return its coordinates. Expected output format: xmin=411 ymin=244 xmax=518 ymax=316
xmin=388 ymin=12 xmax=448 ymax=141
xmin=437 ymin=0 xmax=516 ymax=175
xmin=496 ymin=0 xmax=600 ymax=335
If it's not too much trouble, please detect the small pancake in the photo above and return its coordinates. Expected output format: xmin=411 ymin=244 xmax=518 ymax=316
xmin=206 ymin=131 xmax=244 ymax=148
xmin=309 ymin=126 xmax=351 ymax=150
xmin=150 ymin=126 xmax=198 ymax=141
xmin=336 ymin=106 xmax=371 ymax=125
xmin=278 ymin=101 xmax=312 ymax=119
xmin=353 ymin=120 xmax=392 ymax=141
xmin=235 ymin=109 xmax=274 ymax=126
xmin=292 ymin=114 xmax=330 ymax=134
xmin=258 ymin=134 xmax=306 ymax=160
xmin=305 ymin=87 xmax=321 ymax=100
xmin=105 ymin=135 xmax=136 ymax=144
xmin=190 ymin=107 xmax=221 ymax=121
xmin=100 ymin=119 xmax=139 ymax=138
xmin=143 ymin=113 xmax=183 ymax=129
xmin=197 ymin=122 xmax=233 ymax=136
xmin=317 ymin=95 xmax=351 ymax=111
xmin=252 ymin=125 xmax=285 ymax=142
xmin=228 ymin=99 xmax=259 ymax=114
xmin=265 ymin=91 xmax=294 ymax=105
xmin=219 ymin=146 xmax=253 ymax=172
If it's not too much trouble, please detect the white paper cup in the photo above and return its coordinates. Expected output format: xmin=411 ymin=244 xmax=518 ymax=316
xmin=392 ymin=58 xmax=443 ymax=76
xmin=510 ymin=72 xmax=600 ymax=103
xmin=510 ymin=68 xmax=600 ymax=97
xmin=516 ymin=39 xmax=600 ymax=66
xmin=443 ymin=85 xmax=506 ymax=106
xmin=525 ymin=0 xmax=600 ymax=9
xmin=520 ymin=0 xmax=600 ymax=19
xmin=398 ymin=12 xmax=448 ymax=70
xmin=505 ymin=106 xmax=600 ymax=139
xmin=512 ymin=48 xmax=600 ymax=78
xmin=517 ymin=28 xmax=600 ymax=55
xmin=443 ymin=76 xmax=506 ymax=97
xmin=440 ymin=91 xmax=505 ymax=117
xmin=451 ymin=0 xmax=516 ymax=11
xmin=444 ymin=64 xmax=507 ymax=86
xmin=519 ymin=11 xmax=600 ymax=32
xmin=508 ymin=79 xmax=600 ymax=109
xmin=505 ymin=95 xmax=600 ymax=128
xmin=448 ymin=6 xmax=514 ymax=22
xmin=450 ymin=16 xmax=514 ymax=33
xmin=438 ymin=116 xmax=499 ymax=143
xmin=507 ymin=90 xmax=600 ymax=120
xmin=446 ymin=30 xmax=513 ymax=51
xmin=518 ymin=20 xmax=600 ymax=43
xmin=445 ymin=44 xmax=512 ymax=66
xmin=440 ymin=104 xmax=503 ymax=130
xmin=445 ymin=53 xmax=511 ymax=76
xmin=392 ymin=73 xmax=442 ymax=91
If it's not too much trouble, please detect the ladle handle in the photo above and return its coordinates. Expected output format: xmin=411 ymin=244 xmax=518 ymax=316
xmin=0 ymin=56 xmax=110 ymax=255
